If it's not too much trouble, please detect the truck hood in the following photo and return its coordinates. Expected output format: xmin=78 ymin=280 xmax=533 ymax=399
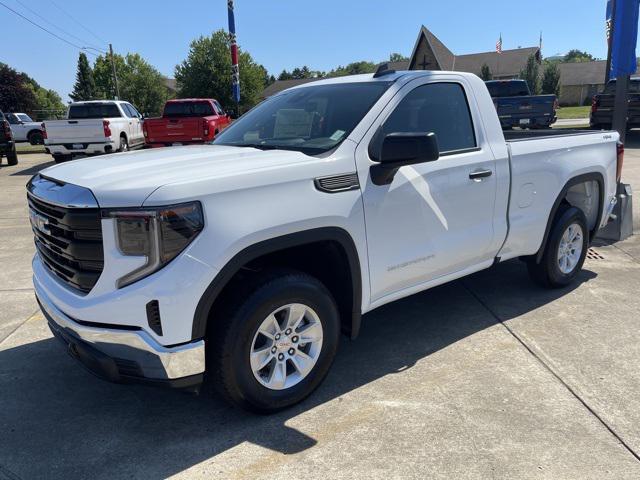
xmin=40 ymin=145 xmax=313 ymax=207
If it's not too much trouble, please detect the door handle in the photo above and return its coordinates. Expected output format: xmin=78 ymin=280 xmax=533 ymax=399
xmin=469 ymin=169 xmax=493 ymax=181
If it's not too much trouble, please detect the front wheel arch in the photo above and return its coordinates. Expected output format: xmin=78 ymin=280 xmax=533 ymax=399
xmin=192 ymin=227 xmax=363 ymax=341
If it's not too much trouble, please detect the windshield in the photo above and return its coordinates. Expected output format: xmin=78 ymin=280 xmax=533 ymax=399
xmin=164 ymin=101 xmax=215 ymax=117
xmin=17 ymin=114 xmax=33 ymax=122
xmin=213 ymin=81 xmax=392 ymax=155
xmin=486 ymin=81 xmax=530 ymax=97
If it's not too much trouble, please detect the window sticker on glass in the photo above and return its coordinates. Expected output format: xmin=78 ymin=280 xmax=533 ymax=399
xmin=273 ymin=109 xmax=314 ymax=138
xmin=329 ymin=130 xmax=346 ymax=142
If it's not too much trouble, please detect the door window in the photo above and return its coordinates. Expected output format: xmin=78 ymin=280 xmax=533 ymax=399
xmin=375 ymin=82 xmax=476 ymax=154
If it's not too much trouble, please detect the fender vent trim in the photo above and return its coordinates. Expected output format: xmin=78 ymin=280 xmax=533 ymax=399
xmin=314 ymin=173 xmax=360 ymax=193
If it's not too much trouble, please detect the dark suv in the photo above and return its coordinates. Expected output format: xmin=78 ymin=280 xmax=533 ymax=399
xmin=0 ymin=110 xmax=18 ymax=165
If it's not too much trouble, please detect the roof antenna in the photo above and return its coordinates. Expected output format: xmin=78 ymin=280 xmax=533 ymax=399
xmin=373 ymin=64 xmax=396 ymax=78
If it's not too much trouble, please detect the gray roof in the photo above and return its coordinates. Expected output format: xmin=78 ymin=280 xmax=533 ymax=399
xmin=558 ymin=60 xmax=607 ymax=86
xmin=409 ymin=26 xmax=455 ymax=70
xmin=261 ymin=78 xmax=321 ymax=98
xmin=453 ymin=47 xmax=539 ymax=77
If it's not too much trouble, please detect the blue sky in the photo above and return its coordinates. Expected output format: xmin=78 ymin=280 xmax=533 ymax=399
xmin=3 ymin=0 xmax=615 ymax=101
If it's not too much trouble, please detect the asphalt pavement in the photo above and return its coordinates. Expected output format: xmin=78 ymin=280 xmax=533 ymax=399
xmin=1 ymin=138 xmax=640 ymax=479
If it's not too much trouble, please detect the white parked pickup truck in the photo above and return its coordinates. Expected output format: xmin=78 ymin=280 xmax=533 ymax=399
xmin=5 ymin=113 xmax=44 ymax=145
xmin=43 ymin=100 xmax=144 ymax=163
xmin=28 ymin=71 xmax=622 ymax=412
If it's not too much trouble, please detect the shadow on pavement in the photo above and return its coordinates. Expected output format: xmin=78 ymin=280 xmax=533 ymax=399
xmin=9 ymin=161 xmax=55 ymax=176
xmin=0 ymin=259 xmax=596 ymax=479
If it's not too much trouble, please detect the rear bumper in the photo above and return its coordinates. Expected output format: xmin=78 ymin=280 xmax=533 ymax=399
xmin=35 ymin=279 xmax=205 ymax=389
xmin=0 ymin=141 xmax=15 ymax=153
xmin=590 ymin=112 xmax=640 ymax=128
xmin=46 ymin=141 xmax=115 ymax=156
xmin=145 ymin=140 xmax=208 ymax=148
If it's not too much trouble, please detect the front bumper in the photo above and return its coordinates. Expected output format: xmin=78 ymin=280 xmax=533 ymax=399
xmin=35 ymin=280 xmax=205 ymax=388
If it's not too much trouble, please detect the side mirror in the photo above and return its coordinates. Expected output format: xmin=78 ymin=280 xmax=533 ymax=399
xmin=371 ymin=132 xmax=439 ymax=185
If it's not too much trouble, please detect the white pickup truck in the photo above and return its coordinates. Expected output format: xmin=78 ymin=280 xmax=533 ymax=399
xmin=5 ymin=113 xmax=44 ymax=145
xmin=28 ymin=71 xmax=622 ymax=412
xmin=43 ymin=100 xmax=144 ymax=163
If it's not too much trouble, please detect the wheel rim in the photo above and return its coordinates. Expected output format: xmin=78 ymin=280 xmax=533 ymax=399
xmin=122 ymin=140 xmax=128 ymax=151
xmin=250 ymin=303 xmax=323 ymax=390
xmin=557 ymin=222 xmax=584 ymax=274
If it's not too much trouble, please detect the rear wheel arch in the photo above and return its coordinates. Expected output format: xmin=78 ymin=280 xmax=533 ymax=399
xmin=192 ymin=227 xmax=363 ymax=341
xmin=535 ymin=172 xmax=604 ymax=263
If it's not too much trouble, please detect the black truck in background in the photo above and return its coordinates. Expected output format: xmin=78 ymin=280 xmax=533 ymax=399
xmin=0 ymin=111 xmax=18 ymax=166
xmin=590 ymin=77 xmax=640 ymax=130
xmin=486 ymin=80 xmax=558 ymax=129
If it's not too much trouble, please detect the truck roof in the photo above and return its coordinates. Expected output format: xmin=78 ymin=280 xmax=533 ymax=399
xmin=281 ymin=70 xmax=479 ymax=94
xmin=165 ymin=98 xmax=217 ymax=103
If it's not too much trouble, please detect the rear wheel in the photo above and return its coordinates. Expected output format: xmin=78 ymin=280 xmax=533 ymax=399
xmin=28 ymin=130 xmax=44 ymax=145
xmin=6 ymin=147 xmax=18 ymax=166
xmin=207 ymin=270 xmax=340 ymax=413
xmin=118 ymin=135 xmax=128 ymax=152
xmin=53 ymin=154 xmax=72 ymax=164
xmin=527 ymin=205 xmax=588 ymax=288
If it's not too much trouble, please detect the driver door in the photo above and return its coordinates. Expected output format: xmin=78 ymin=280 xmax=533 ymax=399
xmin=356 ymin=77 xmax=499 ymax=303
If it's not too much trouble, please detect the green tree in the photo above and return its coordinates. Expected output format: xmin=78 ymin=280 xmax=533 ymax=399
xmin=175 ymin=30 xmax=267 ymax=112
xmin=541 ymin=61 xmax=561 ymax=97
xmin=480 ymin=63 xmax=493 ymax=81
xmin=327 ymin=61 xmax=377 ymax=77
xmin=519 ymin=54 xmax=541 ymax=94
xmin=93 ymin=53 xmax=171 ymax=116
xmin=70 ymin=52 xmax=95 ymax=101
xmin=389 ymin=53 xmax=409 ymax=62
xmin=562 ymin=49 xmax=595 ymax=63
xmin=0 ymin=63 xmax=38 ymax=113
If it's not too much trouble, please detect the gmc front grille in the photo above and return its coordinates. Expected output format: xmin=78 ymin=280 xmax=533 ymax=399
xmin=27 ymin=175 xmax=103 ymax=293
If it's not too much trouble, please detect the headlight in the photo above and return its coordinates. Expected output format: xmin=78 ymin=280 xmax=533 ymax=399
xmin=104 ymin=202 xmax=204 ymax=288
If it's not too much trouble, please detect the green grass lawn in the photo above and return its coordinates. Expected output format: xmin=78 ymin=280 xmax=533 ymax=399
xmin=556 ymin=106 xmax=590 ymax=119
xmin=16 ymin=144 xmax=46 ymax=154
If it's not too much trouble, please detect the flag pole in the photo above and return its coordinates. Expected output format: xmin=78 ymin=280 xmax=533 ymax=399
xmin=227 ymin=0 xmax=240 ymax=117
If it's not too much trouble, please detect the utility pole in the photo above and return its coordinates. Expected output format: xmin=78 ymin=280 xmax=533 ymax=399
xmin=109 ymin=43 xmax=120 ymax=100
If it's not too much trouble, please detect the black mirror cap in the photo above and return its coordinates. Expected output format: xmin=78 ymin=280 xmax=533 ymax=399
xmin=371 ymin=132 xmax=439 ymax=185
xmin=380 ymin=132 xmax=439 ymax=165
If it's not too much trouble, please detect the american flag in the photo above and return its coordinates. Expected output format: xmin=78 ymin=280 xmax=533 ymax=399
xmin=496 ymin=34 xmax=503 ymax=54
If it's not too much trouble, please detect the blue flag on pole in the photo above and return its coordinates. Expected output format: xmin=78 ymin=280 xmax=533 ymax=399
xmin=607 ymin=0 xmax=640 ymax=79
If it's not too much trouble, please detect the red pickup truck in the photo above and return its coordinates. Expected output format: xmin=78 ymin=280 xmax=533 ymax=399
xmin=143 ymin=98 xmax=231 ymax=147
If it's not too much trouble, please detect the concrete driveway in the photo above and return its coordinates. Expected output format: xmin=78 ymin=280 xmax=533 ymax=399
xmin=2 ymin=139 xmax=640 ymax=479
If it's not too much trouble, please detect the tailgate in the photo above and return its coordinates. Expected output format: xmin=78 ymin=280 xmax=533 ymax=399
xmin=146 ymin=117 xmax=204 ymax=143
xmin=44 ymin=120 xmax=107 ymax=143
xmin=497 ymin=95 xmax=555 ymax=116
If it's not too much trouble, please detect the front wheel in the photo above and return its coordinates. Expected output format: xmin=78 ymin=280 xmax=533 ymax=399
xmin=527 ymin=205 xmax=588 ymax=288
xmin=207 ymin=270 xmax=340 ymax=413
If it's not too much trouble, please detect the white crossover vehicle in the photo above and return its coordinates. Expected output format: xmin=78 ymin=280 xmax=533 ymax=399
xmin=29 ymin=70 xmax=622 ymax=412
xmin=42 ymin=100 xmax=144 ymax=163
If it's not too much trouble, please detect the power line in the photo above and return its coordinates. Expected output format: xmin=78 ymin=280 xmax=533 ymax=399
xmin=48 ymin=0 xmax=107 ymax=45
xmin=14 ymin=0 xmax=104 ymax=52
xmin=0 ymin=0 xmax=98 ymax=55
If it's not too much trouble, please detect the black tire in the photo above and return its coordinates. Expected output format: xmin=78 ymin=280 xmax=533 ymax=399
xmin=53 ymin=154 xmax=71 ymax=164
xmin=28 ymin=130 xmax=44 ymax=145
xmin=6 ymin=148 xmax=18 ymax=166
xmin=527 ymin=205 xmax=589 ymax=288
xmin=207 ymin=269 xmax=340 ymax=413
xmin=118 ymin=135 xmax=128 ymax=152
